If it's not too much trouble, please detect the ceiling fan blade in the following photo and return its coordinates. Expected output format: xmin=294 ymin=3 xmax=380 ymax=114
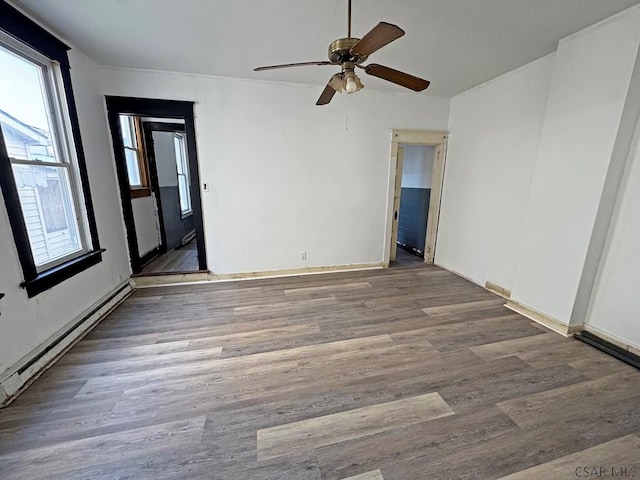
xmin=254 ymin=61 xmax=332 ymax=72
xmin=316 ymin=75 xmax=341 ymax=106
xmin=350 ymin=22 xmax=405 ymax=57
xmin=364 ymin=64 xmax=430 ymax=91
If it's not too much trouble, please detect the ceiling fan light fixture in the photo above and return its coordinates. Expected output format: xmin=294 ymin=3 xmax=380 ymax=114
xmin=345 ymin=71 xmax=363 ymax=94
xmin=329 ymin=73 xmax=345 ymax=92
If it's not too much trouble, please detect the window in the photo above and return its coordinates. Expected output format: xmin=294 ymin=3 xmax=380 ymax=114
xmin=1 ymin=43 xmax=84 ymax=270
xmin=118 ymin=115 xmax=149 ymax=196
xmin=173 ymin=133 xmax=192 ymax=216
xmin=0 ymin=3 xmax=103 ymax=297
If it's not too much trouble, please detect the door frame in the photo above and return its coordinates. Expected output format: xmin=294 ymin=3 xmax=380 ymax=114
xmin=142 ymin=121 xmax=186 ymax=253
xmin=384 ymin=129 xmax=448 ymax=266
xmin=105 ymin=96 xmax=207 ymax=274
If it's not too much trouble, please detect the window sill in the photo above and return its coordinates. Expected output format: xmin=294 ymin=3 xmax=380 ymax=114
xmin=21 ymin=249 xmax=105 ymax=298
xmin=181 ymin=210 xmax=193 ymax=219
xmin=130 ymin=188 xmax=151 ymax=198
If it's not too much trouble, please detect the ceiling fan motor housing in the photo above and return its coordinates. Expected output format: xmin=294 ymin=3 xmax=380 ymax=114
xmin=328 ymin=37 xmax=368 ymax=65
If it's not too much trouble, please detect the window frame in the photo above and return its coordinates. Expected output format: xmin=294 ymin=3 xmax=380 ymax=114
xmin=2 ymin=37 xmax=89 ymax=273
xmin=0 ymin=1 xmax=103 ymax=297
xmin=173 ymin=132 xmax=192 ymax=217
xmin=119 ymin=114 xmax=151 ymax=198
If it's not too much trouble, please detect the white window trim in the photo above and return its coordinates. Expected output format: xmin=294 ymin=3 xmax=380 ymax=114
xmin=120 ymin=115 xmax=145 ymax=188
xmin=174 ymin=133 xmax=192 ymax=217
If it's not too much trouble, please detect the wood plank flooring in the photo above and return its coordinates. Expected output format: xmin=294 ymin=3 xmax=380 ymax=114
xmin=256 ymin=392 xmax=454 ymax=461
xmin=142 ymin=240 xmax=198 ymax=273
xmin=0 ymin=255 xmax=638 ymax=479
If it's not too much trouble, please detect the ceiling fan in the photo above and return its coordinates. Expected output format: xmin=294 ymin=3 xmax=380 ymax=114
xmin=254 ymin=0 xmax=430 ymax=106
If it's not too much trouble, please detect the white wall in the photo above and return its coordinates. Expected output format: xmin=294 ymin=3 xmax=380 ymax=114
xmin=154 ymin=131 xmax=179 ymax=187
xmin=439 ymin=4 xmax=640 ymax=348
xmin=101 ymin=68 xmax=450 ymax=274
xmin=437 ymin=54 xmax=556 ymax=289
xmin=0 ymin=48 xmax=130 ymax=377
xmin=401 ymin=145 xmax=434 ymax=189
xmin=510 ymin=7 xmax=640 ymax=324
xmin=132 ymin=195 xmax=161 ymax=256
xmin=584 ymin=85 xmax=640 ymax=350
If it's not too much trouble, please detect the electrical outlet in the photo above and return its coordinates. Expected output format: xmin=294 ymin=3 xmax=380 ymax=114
xmin=300 ymin=251 xmax=307 ymax=261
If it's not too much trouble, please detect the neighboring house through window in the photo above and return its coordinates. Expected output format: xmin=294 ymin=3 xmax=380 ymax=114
xmin=0 ymin=108 xmax=81 ymax=268
xmin=0 ymin=2 xmax=103 ymax=297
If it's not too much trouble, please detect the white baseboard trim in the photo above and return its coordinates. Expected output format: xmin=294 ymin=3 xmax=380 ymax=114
xmin=0 ymin=280 xmax=134 ymax=407
xmin=484 ymin=281 xmax=512 ymax=299
xmin=505 ymin=299 xmax=581 ymax=337
xmin=134 ymin=263 xmax=385 ymax=288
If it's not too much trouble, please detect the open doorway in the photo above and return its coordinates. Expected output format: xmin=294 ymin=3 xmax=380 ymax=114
xmin=386 ymin=130 xmax=448 ymax=266
xmin=140 ymin=119 xmax=197 ymax=273
xmin=105 ymin=97 xmax=206 ymax=275
xmin=396 ymin=144 xmax=435 ymax=259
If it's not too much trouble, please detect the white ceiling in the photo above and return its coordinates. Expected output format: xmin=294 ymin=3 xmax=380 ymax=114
xmin=15 ymin=0 xmax=640 ymax=97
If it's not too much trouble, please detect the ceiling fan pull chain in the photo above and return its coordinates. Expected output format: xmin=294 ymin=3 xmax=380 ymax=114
xmin=345 ymin=95 xmax=350 ymax=131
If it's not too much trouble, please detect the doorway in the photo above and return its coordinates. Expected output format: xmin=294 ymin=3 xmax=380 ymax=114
xmin=141 ymin=120 xmax=198 ymax=273
xmin=105 ymin=97 xmax=206 ymax=275
xmin=396 ymin=144 xmax=435 ymax=259
xmin=386 ymin=130 xmax=448 ymax=266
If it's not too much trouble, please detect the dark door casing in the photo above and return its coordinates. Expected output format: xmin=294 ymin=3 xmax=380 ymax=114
xmin=105 ymin=96 xmax=206 ymax=274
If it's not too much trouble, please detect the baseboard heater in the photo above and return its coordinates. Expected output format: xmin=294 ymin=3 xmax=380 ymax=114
xmin=0 ymin=281 xmax=133 ymax=407
xmin=575 ymin=331 xmax=640 ymax=370
xmin=180 ymin=230 xmax=196 ymax=247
